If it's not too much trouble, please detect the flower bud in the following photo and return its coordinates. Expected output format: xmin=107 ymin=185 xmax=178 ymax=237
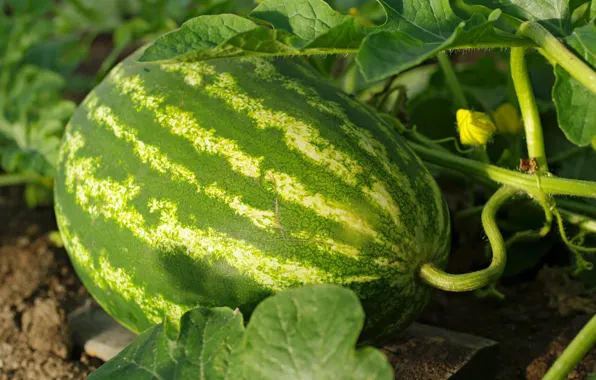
xmin=457 ymin=109 xmax=496 ymax=146
xmin=493 ymin=103 xmax=523 ymax=135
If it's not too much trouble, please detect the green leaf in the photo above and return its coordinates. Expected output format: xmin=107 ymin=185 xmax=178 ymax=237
xmin=139 ymin=0 xmax=529 ymax=82
xmin=1 ymin=65 xmax=74 ymax=177
xmin=88 ymin=285 xmax=393 ymax=380
xmin=138 ymin=14 xmax=263 ymax=62
xmin=378 ymin=0 xmax=460 ymax=40
xmin=553 ymin=21 xmax=596 ymax=146
xmin=464 ymin=0 xmax=572 ymax=36
xmin=88 ymin=307 xmax=245 ymax=380
xmin=6 ymin=0 xmax=52 ymax=16
xmin=543 ymin=107 xmax=596 ymax=210
xmin=139 ymin=1 xmax=364 ymax=63
xmin=249 ymin=0 xmax=349 ymax=41
xmin=243 ymin=284 xmax=393 ymax=380
xmin=357 ymin=8 xmax=527 ymax=81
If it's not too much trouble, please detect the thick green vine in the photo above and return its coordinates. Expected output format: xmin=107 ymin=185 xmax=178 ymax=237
xmin=419 ymin=185 xmax=517 ymax=291
xmin=542 ymin=314 xmax=596 ymax=380
xmin=510 ymin=46 xmax=549 ymax=171
xmin=437 ymin=52 xmax=469 ymax=110
xmin=407 ymin=142 xmax=596 ymax=199
xmin=519 ymin=21 xmax=596 ymax=95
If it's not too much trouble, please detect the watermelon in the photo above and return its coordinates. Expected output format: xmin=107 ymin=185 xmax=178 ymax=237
xmin=54 ymin=50 xmax=451 ymax=342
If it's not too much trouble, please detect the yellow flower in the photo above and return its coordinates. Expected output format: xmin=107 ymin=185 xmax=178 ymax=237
xmin=457 ymin=109 xmax=496 ymax=146
xmin=493 ymin=103 xmax=523 ymax=135
xmin=592 ymin=137 xmax=596 ymax=151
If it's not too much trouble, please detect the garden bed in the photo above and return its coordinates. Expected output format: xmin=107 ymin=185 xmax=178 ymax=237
xmin=1 ymin=186 xmax=593 ymax=379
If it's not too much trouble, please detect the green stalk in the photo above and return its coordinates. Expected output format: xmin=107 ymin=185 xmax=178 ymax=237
xmin=519 ymin=21 xmax=596 ymax=94
xmin=0 ymin=173 xmax=40 ymax=187
xmin=420 ymin=186 xmax=516 ymax=291
xmin=437 ymin=52 xmax=469 ymax=109
xmin=558 ymin=209 xmax=596 ymax=234
xmin=408 ymin=142 xmax=596 ymax=199
xmin=542 ymin=314 xmax=596 ymax=380
xmin=510 ymin=47 xmax=549 ymax=171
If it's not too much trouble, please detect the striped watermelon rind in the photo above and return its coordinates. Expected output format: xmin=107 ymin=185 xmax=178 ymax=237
xmin=54 ymin=50 xmax=450 ymax=342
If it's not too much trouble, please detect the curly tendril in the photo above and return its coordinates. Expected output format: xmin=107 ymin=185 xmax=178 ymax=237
xmin=420 ymin=186 xmax=517 ymax=292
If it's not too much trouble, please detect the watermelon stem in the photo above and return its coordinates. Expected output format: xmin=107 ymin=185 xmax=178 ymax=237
xmin=419 ymin=185 xmax=517 ymax=292
xmin=436 ymin=52 xmax=469 ymax=110
xmin=542 ymin=314 xmax=596 ymax=380
xmin=510 ymin=46 xmax=549 ymax=172
xmin=408 ymin=142 xmax=596 ymax=199
xmin=520 ymin=21 xmax=596 ymax=95
xmin=557 ymin=208 xmax=596 ymax=235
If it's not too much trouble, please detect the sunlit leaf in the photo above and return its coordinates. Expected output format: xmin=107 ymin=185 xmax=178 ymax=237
xmin=139 ymin=0 xmax=530 ymax=82
xmin=464 ymin=0 xmax=572 ymax=36
xmin=89 ymin=285 xmax=393 ymax=380
xmin=553 ymin=21 xmax=596 ymax=146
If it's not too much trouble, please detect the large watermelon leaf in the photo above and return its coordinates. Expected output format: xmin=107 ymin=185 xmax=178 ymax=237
xmin=243 ymin=285 xmax=392 ymax=380
xmin=464 ymin=0 xmax=573 ymax=36
xmin=138 ymin=1 xmax=366 ymax=63
xmin=87 ymin=307 xmax=245 ymax=380
xmin=553 ymin=21 xmax=596 ymax=147
xmin=355 ymin=3 xmax=526 ymax=81
xmin=138 ymin=0 xmax=530 ymax=81
xmin=88 ymin=285 xmax=393 ymax=380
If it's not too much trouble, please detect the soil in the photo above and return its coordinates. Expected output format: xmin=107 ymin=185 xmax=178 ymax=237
xmin=1 ymin=185 xmax=595 ymax=379
xmin=421 ymin=275 xmax=596 ymax=379
xmin=0 ymin=186 xmax=101 ymax=379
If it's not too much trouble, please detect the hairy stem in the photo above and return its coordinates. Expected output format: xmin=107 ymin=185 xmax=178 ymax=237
xmin=519 ymin=21 xmax=596 ymax=94
xmin=542 ymin=314 xmax=596 ymax=380
xmin=420 ymin=186 xmax=516 ymax=291
xmin=558 ymin=208 xmax=596 ymax=234
xmin=510 ymin=47 xmax=549 ymax=171
xmin=408 ymin=142 xmax=596 ymax=199
xmin=437 ymin=52 xmax=468 ymax=109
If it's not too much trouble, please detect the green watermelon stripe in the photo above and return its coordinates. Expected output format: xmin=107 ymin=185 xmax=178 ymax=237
xmin=80 ymin=95 xmax=276 ymax=231
xmin=59 ymin=129 xmax=382 ymax=291
xmin=78 ymin=86 xmax=407 ymax=275
xmin=239 ymin=57 xmax=439 ymax=239
xmin=55 ymin=203 xmax=185 ymax=329
xmin=157 ymin=63 xmax=416 ymax=249
xmin=160 ymin=62 xmax=365 ymax=187
xmin=263 ymin=169 xmax=381 ymax=241
xmin=105 ymin=70 xmax=390 ymax=246
xmin=108 ymin=67 xmax=264 ymax=178
xmin=335 ymin=89 xmax=449 ymax=238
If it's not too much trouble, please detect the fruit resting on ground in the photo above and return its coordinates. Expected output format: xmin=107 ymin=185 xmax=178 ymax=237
xmin=54 ymin=50 xmax=451 ymax=342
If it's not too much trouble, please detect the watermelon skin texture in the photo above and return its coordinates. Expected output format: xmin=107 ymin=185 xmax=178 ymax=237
xmin=54 ymin=50 xmax=450 ymax=342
